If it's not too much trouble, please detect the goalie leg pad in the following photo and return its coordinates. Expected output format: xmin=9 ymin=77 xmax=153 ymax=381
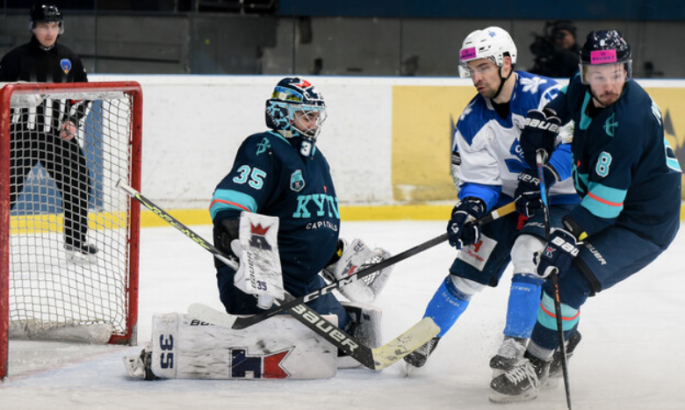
xmin=148 ymin=312 xmax=337 ymax=380
xmin=342 ymin=301 xmax=383 ymax=348
xmin=338 ymin=302 xmax=383 ymax=369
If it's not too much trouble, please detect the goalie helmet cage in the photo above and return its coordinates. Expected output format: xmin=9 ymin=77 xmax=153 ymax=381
xmin=0 ymin=82 xmax=143 ymax=380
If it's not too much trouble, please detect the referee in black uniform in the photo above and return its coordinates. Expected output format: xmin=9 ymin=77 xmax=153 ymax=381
xmin=0 ymin=4 xmax=96 ymax=256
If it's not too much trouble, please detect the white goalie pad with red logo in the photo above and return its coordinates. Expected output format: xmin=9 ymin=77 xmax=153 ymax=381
xmin=149 ymin=312 xmax=338 ymax=380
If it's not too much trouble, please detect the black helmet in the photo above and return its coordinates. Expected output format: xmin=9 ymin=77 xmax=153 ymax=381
xmin=579 ymin=30 xmax=632 ymax=84
xmin=29 ymin=4 xmax=64 ymax=34
xmin=30 ymin=4 xmax=63 ymax=23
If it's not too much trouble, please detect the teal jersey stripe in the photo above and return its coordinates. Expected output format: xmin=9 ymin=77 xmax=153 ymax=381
xmin=667 ymin=156 xmax=682 ymax=172
xmin=209 ymin=189 xmax=258 ymax=220
xmin=537 ymin=291 xmax=579 ymax=332
xmin=579 ymin=92 xmax=592 ymax=130
xmin=665 ymin=138 xmax=682 ymax=172
xmin=573 ymin=169 xmax=589 ymax=195
xmin=581 ymin=181 xmax=626 ymax=219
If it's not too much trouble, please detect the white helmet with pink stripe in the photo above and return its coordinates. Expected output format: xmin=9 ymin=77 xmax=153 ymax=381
xmin=458 ymin=27 xmax=517 ymax=78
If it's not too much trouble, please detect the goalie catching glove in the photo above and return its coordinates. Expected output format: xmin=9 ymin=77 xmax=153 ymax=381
xmin=322 ymin=238 xmax=393 ymax=304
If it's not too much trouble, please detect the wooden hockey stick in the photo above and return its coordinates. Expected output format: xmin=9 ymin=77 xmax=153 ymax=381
xmin=536 ymin=150 xmax=573 ymax=410
xmin=117 ymin=180 xmax=439 ymax=370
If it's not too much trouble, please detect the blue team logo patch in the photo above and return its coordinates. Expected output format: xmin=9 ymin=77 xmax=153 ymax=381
xmin=290 ymin=170 xmax=305 ymax=192
xmin=60 ymin=59 xmax=72 ymax=74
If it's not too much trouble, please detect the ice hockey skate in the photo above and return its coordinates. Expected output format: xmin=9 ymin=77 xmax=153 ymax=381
xmin=489 ymin=352 xmax=550 ymax=403
xmin=403 ymin=336 xmax=440 ymax=376
xmin=65 ymin=241 xmax=98 ymax=263
xmin=489 ymin=336 xmax=527 ymax=374
xmin=123 ymin=347 xmax=157 ymax=381
xmin=544 ymin=330 xmax=582 ymax=389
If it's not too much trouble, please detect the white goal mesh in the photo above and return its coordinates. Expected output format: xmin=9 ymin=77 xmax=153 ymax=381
xmin=1 ymin=83 xmax=142 ymax=379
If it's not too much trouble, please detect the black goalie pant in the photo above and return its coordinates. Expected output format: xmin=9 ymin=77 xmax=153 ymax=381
xmin=10 ymin=131 xmax=92 ymax=247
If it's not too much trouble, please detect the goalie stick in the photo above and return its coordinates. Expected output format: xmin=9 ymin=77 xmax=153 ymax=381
xmin=116 ymin=180 xmax=440 ymax=369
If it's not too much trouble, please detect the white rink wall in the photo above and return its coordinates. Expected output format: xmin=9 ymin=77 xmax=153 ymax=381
xmin=90 ymin=75 xmax=685 ymax=212
xmin=90 ymin=75 xmax=467 ymax=208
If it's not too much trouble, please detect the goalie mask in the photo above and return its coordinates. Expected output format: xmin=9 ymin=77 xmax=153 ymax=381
xmin=458 ymin=27 xmax=517 ymax=99
xmin=265 ymin=77 xmax=327 ymax=141
xmin=29 ymin=4 xmax=64 ymax=34
xmin=579 ymin=30 xmax=632 ymax=85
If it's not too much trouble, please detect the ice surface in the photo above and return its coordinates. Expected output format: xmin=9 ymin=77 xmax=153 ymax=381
xmin=2 ymin=221 xmax=684 ymax=410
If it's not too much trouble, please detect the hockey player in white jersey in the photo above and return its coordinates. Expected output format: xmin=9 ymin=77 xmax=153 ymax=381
xmin=404 ymin=27 xmax=579 ymax=379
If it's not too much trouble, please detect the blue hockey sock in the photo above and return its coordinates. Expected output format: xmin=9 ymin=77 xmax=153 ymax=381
xmin=503 ymin=273 xmax=543 ymax=339
xmin=423 ymin=277 xmax=471 ymax=337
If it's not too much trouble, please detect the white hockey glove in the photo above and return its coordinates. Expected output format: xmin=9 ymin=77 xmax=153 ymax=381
xmin=322 ymin=238 xmax=393 ymax=304
xmin=232 ymin=212 xmax=284 ymax=309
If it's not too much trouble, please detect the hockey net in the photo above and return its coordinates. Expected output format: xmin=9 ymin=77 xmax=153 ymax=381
xmin=0 ymin=82 xmax=142 ymax=380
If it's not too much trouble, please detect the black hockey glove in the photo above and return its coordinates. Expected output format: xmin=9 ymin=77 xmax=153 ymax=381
xmin=212 ymin=218 xmax=240 ymax=269
xmin=515 ymin=166 xmax=558 ymax=218
xmin=447 ymin=197 xmax=486 ymax=249
xmin=536 ymin=228 xmax=579 ymax=278
xmin=520 ymin=108 xmax=561 ymax=170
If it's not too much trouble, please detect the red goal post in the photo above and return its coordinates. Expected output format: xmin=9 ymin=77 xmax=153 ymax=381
xmin=0 ymin=82 xmax=142 ymax=380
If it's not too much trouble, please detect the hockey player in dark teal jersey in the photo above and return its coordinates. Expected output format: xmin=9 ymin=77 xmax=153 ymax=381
xmin=491 ymin=30 xmax=682 ymax=403
xmin=209 ymin=78 xmax=391 ymax=335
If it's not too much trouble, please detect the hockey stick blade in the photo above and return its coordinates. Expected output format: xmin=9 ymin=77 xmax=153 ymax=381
xmin=188 ymin=303 xmax=440 ymax=371
xmin=231 ymin=200 xmax=517 ymax=330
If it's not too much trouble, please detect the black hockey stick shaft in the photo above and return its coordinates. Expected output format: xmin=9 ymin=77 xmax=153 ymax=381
xmin=233 ymin=200 xmax=517 ymax=329
xmin=116 ymin=180 xmax=380 ymax=367
xmin=536 ymin=150 xmax=572 ymax=410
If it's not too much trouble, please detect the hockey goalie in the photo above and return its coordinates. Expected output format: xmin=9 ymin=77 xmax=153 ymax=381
xmin=124 ymin=77 xmax=394 ymax=380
